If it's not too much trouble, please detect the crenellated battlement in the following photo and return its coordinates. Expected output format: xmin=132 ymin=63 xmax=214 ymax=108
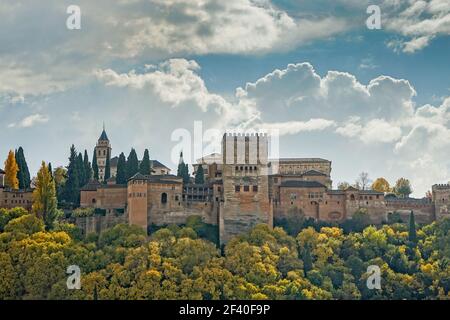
xmin=432 ymin=184 xmax=450 ymax=190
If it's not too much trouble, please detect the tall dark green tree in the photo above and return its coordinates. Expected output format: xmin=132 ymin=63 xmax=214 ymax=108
xmin=408 ymin=211 xmax=417 ymax=245
xmin=302 ymin=246 xmax=313 ymax=274
xmin=104 ymin=149 xmax=111 ymax=183
xmin=183 ymin=163 xmax=190 ymax=184
xmin=92 ymin=150 xmax=99 ymax=181
xmin=48 ymin=162 xmax=53 ymax=180
xmin=116 ymin=152 xmax=127 ymax=184
xmin=126 ymin=148 xmax=139 ymax=179
xmin=15 ymin=147 xmax=31 ymax=189
xmin=77 ymin=153 xmax=86 ymax=187
xmin=177 ymin=152 xmax=185 ymax=177
xmin=195 ymin=165 xmax=205 ymax=184
xmin=83 ymin=150 xmax=92 ymax=183
xmin=64 ymin=145 xmax=81 ymax=205
xmin=139 ymin=149 xmax=151 ymax=175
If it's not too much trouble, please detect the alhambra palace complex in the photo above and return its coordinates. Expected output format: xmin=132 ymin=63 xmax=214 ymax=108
xmin=1 ymin=128 xmax=450 ymax=244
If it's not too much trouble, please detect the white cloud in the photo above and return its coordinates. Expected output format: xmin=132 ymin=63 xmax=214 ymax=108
xmin=383 ymin=0 xmax=450 ymax=53
xmin=10 ymin=114 xmax=49 ymax=128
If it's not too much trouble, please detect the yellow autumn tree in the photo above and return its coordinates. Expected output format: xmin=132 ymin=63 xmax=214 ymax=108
xmin=32 ymin=161 xmax=59 ymax=229
xmin=371 ymin=177 xmax=391 ymax=193
xmin=4 ymin=150 xmax=19 ymax=189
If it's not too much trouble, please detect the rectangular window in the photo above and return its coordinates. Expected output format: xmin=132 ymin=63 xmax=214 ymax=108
xmin=244 ymin=186 xmax=250 ymax=192
xmin=253 ymin=185 xmax=258 ymax=192
xmin=235 ymin=185 xmax=240 ymax=192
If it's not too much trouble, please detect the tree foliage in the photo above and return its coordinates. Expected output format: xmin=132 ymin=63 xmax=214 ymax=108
xmin=15 ymin=147 xmax=31 ymax=189
xmin=4 ymin=150 xmax=19 ymax=189
xmin=394 ymin=178 xmax=413 ymax=198
xmin=140 ymin=149 xmax=151 ymax=175
xmin=371 ymin=178 xmax=391 ymax=193
xmin=195 ymin=165 xmax=205 ymax=184
xmin=0 ymin=209 xmax=449 ymax=300
xmin=32 ymin=161 xmax=59 ymax=230
xmin=127 ymin=148 xmax=139 ymax=179
xmin=116 ymin=153 xmax=127 ymax=184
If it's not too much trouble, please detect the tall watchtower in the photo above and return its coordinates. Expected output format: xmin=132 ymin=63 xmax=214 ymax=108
xmin=220 ymin=133 xmax=272 ymax=244
xmin=95 ymin=125 xmax=111 ymax=181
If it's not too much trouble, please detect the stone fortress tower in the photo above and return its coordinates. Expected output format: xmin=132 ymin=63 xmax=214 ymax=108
xmin=432 ymin=184 xmax=450 ymax=220
xmin=220 ymin=133 xmax=273 ymax=243
xmin=95 ymin=125 xmax=112 ymax=181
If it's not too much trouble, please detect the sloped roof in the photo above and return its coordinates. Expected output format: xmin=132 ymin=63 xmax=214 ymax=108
xmin=280 ymin=181 xmax=326 ymax=188
xmin=80 ymin=179 xmax=102 ymax=191
xmin=301 ymin=170 xmax=327 ymax=177
xmin=151 ymin=160 xmax=170 ymax=169
xmin=99 ymin=129 xmax=109 ymax=141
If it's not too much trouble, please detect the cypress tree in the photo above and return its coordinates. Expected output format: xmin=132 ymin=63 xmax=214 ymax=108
xmin=83 ymin=150 xmax=92 ymax=182
xmin=104 ymin=149 xmax=111 ymax=183
xmin=140 ymin=149 xmax=151 ymax=175
xmin=183 ymin=163 xmax=190 ymax=184
xmin=408 ymin=210 xmax=417 ymax=245
xmin=116 ymin=152 xmax=127 ymax=184
xmin=92 ymin=150 xmax=99 ymax=181
xmin=126 ymin=148 xmax=139 ymax=179
xmin=195 ymin=165 xmax=205 ymax=184
xmin=48 ymin=162 xmax=53 ymax=180
xmin=77 ymin=153 xmax=86 ymax=187
xmin=64 ymin=145 xmax=81 ymax=205
xmin=303 ymin=246 xmax=313 ymax=274
xmin=15 ymin=147 xmax=31 ymax=189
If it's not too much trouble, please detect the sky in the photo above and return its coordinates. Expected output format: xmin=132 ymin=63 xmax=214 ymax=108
xmin=1 ymin=0 xmax=450 ymax=196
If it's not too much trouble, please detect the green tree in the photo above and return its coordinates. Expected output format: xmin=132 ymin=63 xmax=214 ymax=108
xmin=53 ymin=166 xmax=67 ymax=202
xmin=104 ymin=149 xmax=111 ymax=183
xmin=83 ymin=150 xmax=92 ymax=183
xmin=183 ymin=163 xmax=190 ymax=184
xmin=302 ymin=245 xmax=313 ymax=273
xmin=116 ymin=152 xmax=127 ymax=184
xmin=32 ymin=161 xmax=59 ymax=229
xmin=195 ymin=165 xmax=205 ymax=184
xmin=64 ymin=145 xmax=81 ymax=205
xmin=139 ymin=149 xmax=151 ymax=175
xmin=77 ymin=153 xmax=86 ymax=187
xmin=408 ymin=211 xmax=417 ymax=245
xmin=15 ymin=147 xmax=31 ymax=189
xmin=394 ymin=178 xmax=412 ymax=198
xmin=48 ymin=162 xmax=53 ymax=180
xmin=92 ymin=150 xmax=99 ymax=180
xmin=126 ymin=148 xmax=139 ymax=179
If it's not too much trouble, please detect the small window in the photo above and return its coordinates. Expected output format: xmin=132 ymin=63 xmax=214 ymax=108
xmin=253 ymin=185 xmax=258 ymax=192
xmin=161 ymin=193 xmax=167 ymax=204
xmin=235 ymin=185 xmax=240 ymax=192
xmin=244 ymin=186 xmax=249 ymax=192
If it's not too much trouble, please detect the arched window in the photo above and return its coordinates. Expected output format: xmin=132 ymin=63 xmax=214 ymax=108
xmin=92 ymin=198 xmax=96 ymax=204
xmin=161 ymin=193 xmax=167 ymax=204
xmin=350 ymin=194 xmax=355 ymax=201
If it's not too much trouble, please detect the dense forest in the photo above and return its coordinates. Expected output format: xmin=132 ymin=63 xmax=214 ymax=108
xmin=0 ymin=207 xmax=449 ymax=300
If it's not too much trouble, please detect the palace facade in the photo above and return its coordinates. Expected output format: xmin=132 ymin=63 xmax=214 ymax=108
xmin=80 ymin=129 xmax=450 ymax=244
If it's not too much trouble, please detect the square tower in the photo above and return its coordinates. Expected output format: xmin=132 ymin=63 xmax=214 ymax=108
xmin=220 ymin=133 xmax=272 ymax=244
xmin=95 ymin=128 xmax=111 ymax=181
